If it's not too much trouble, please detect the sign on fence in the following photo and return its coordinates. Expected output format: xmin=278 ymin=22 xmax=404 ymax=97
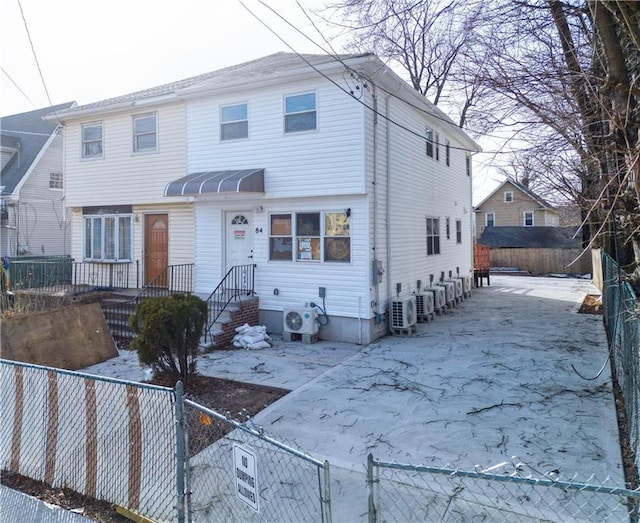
xmin=233 ymin=444 xmax=259 ymax=513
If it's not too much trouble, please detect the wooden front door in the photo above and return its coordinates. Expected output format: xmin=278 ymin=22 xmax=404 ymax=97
xmin=144 ymin=214 xmax=168 ymax=286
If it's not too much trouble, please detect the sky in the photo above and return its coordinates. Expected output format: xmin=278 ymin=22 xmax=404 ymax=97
xmin=0 ymin=0 xmax=502 ymax=201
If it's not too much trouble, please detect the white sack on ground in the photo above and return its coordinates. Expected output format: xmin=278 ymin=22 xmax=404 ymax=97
xmin=232 ymin=324 xmax=272 ymax=349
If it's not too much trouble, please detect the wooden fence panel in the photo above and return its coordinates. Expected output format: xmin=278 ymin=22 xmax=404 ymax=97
xmin=490 ymin=248 xmax=592 ymax=275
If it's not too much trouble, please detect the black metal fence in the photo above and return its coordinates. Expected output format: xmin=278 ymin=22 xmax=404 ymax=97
xmin=5 ymin=256 xmax=138 ymax=295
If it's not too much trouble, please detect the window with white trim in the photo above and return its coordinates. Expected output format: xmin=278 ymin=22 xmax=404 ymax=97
xmin=285 ymin=93 xmax=316 ymax=133
xmin=84 ymin=214 xmax=132 ymax=261
xmin=132 ymin=113 xmax=157 ymax=153
xmin=435 ymin=131 xmax=440 ymax=161
xmin=445 ymin=139 xmax=450 ymax=166
xmin=269 ymin=211 xmax=351 ymax=262
xmin=504 ymin=191 xmax=514 ymax=202
xmin=486 ymin=212 xmax=495 ymax=227
xmin=426 ymin=217 xmax=440 ymax=255
xmin=456 ymin=219 xmax=462 ymax=243
xmin=425 ymin=127 xmax=434 ymax=158
xmin=524 ymin=211 xmax=534 ymax=226
xmin=49 ymin=172 xmax=63 ymax=190
xmin=82 ymin=122 xmax=102 ymax=158
xmin=221 ymin=103 xmax=248 ymax=140
xmin=466 ymin=154 xmax=472 ymax=176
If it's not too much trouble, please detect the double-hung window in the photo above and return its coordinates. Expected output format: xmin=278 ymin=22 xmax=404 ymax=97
xmin=425 ymin=127 xmax=434 ymax=158
xmin=445 ymin=139 xmax=451 ymax=166
xmin=426 ymin=217 xmax=440 ymax=255
xmin=84 ymin=211 xmax=132 ymax=261
xmin=466 ymin=154 xmax=472 ymax=176
xmin=82 ymin=122 xmax=103 ymax=158
xmin=285 ymin=93 xmax=317 ymax=133
xmin=524 ymin=211 xmax=534 ymax=226
xmin=456 ymin=219 xmax=462 ymax=243
xmin=269 ymin=211 xmax=351 ymax=262
xmin=504 ymin=191 xmax=514 ymax=202
xmin=133 ymin=113 xmax=157 ymax=153
xmin=434 ymin=132 xmax=440 ymax=161
xmin=486 ymin=213 xmax=495 ymax=227
xmin=221 ymin=103 xmax=248 ymax=140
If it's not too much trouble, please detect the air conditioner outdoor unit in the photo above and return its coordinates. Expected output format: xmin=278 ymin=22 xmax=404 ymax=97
xmin=415 ymin=292 xmax=435 ymax=322
xmin=425 ymin=287 xmax=447 ymax=312
xmin=283 ymin=308 xmax=318 ymax=335
xmin=456 ymin=275 xmax=472 ymax=298
xmin=391 ymin=296 xmax=417 ymax=329
xmin=437 ymin=281 xmax=456 ymax=306
xmin=445 ymin=278 xmax=464 ymax=302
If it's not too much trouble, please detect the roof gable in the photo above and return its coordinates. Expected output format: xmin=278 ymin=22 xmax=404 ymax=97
xmin=0 ymin=102 xmax=75 ymax=196
xmin=475 ymin=177 xmax=556 ymax=211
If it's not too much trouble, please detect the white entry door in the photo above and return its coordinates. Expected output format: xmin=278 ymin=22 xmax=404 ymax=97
xmin=225 ymin=212 xmax=253 ymax=270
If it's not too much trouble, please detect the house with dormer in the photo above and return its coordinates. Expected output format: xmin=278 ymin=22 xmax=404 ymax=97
xmin=1 ymin=103 xmax=75 ymax=257
xmin=51 ymin=53 xmax=480 ymax=344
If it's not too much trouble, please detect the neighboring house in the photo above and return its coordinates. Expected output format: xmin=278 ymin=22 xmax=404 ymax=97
xmin=0 ymin=103 xmax=75 ymax=257
xmin=51 ymin=52 xmax=480 ymax=344
xmin=474 ymin=177 xmax=560 ymax=238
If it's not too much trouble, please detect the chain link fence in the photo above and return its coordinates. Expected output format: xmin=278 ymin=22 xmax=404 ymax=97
xmin=0 ymin=360 xmax=178 ymax=522
xmin=602 ymin=252 xmax=639 ymax=478
xmin=182 ymin=399 xmax=331 ymax=523
xmin=367 ymin=454 xmax=640 ymax=522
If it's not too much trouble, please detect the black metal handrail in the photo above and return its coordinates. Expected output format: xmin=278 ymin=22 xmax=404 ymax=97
xmin=203 ymin=264 xmax=256 ymax=344
xmin=102 ymin=263 xmax=194 ymax=341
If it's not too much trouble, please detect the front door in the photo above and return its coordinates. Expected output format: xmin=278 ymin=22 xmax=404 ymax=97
xmin=225 ymin=212 xmax=253 ymax=270
xmin=144 ymin=214 xmax=168 ymax=286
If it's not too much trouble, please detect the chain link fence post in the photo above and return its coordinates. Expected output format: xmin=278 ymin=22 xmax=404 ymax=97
xmin=175 ymin=381 xmax=186 ymax=523
xmin=367 ymin=453 xmax=377 ymax=523
xmin=322 ymin=460 xmax=332 ymax=523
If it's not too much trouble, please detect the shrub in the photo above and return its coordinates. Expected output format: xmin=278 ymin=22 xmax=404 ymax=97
xmin=130 ymin=294 xmax=208 ymax=387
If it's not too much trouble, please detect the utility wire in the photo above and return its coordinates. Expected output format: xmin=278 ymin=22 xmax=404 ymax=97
xmin=240 ymin=0 xmax=482 ymax=154
xmin=17 ymin=0 xmax=61 ymax=124
xmin=1 ymin=66 xmax=36 ymax=109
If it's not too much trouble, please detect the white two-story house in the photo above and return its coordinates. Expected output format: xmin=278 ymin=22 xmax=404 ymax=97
xmin=52 ymin=53 xmax=480 ymax=344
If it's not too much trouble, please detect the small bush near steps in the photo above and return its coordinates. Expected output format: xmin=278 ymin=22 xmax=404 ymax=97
xmin=130 ymin=294 xmax=207 ymax=388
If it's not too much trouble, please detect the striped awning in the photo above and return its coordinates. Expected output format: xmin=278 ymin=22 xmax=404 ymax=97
xmin=164 ymin=169 xmax=264 ymax=196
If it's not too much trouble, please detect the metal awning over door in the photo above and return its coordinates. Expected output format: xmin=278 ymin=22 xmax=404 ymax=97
xmin=164 ymin=169 xmax=264 ymax=196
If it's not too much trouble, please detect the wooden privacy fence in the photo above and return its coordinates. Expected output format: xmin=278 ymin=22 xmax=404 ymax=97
xmin=490 ymin=248 xmax=592 ymax=275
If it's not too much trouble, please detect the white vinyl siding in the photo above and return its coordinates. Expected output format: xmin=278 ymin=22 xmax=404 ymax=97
xmin=385 ymin=95 xmax=473 ymax=296
xmin=186 ymin=80 xmax=364 ymax=198
xmin=63 ymin=103 xmax=186 ymax=207
xmin=16 ymin=133 xmax=70 ymax=256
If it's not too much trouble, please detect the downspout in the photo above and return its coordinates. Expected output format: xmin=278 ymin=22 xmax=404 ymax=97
xmin=386 ymin=95 xmax=392 ymax=315
xmin=372 ymin=82 xmax=381 ymax=323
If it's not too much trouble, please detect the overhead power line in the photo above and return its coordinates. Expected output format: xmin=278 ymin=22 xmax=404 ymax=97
xmin=239 ymin=0 xmax=483 ymax=154
xmin=1 ymin=66 xmax=36 ymax=109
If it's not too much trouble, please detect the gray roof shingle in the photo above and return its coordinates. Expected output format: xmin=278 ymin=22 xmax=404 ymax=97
xmin=1 ymin=102 xmax=75 ymax=196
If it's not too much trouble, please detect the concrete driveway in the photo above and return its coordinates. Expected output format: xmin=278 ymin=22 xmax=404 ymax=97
xmin=82 ymin=274 xmax=623 ymax=520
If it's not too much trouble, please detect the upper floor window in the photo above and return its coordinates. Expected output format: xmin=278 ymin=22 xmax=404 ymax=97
xmin=426 ymin=217 xmax=440 ymax=255
xmin=82 ymin=122 xmax=102 ymax=158
xmin=269 ymin=211 xmax=351 ymax=262
xmin=445 ymin=139 xmax=450 ymax=166
xmin=466 ymin=154 xmax=472 ymax=176
xmin=285 ymin=93 xmax=316 ymax=133
xmin=486 ymin=212 xmax=495 ymax=227
xmin=49 ymin=172 xmax=63 ymax=190
xmin=504 ymin=191 xmax=514 ymax=202
xmin=84 ymin=213 xmax=132 ymax=261
xmin=425 ymin=127 xmax=434 ymax=158
xmin=524 ymin=211 xmax=534 ymax=226
xmin=446 ymin=217 xmax=451 ymax=239
xmin=434 ymin=132 xmax=440 ymax=161
xmin=221 ymin=103 xmax=248 ymax=141
xmin=132 ymin=113 xmax=157 ymax=153
xmin=456 ymin=219 xmax=462 ymax=243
